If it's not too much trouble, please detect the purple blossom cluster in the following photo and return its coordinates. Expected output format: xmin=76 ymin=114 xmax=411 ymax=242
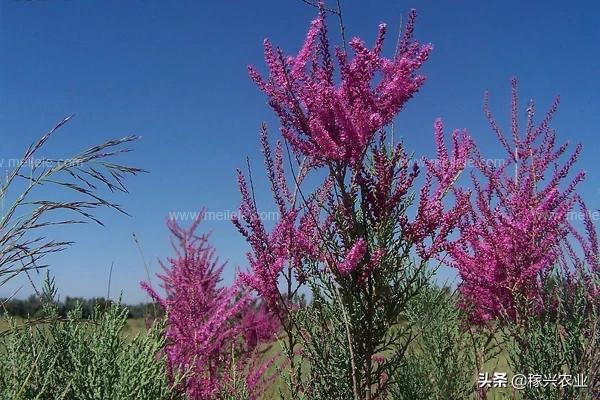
xmin=404 ymin=119 xmax=474 ymax=259
xmin=249 ymin=8 xmax=431 ymax=166
xmin=142 ymin=213 xmax=278 ymax=399
xmin=233 ymin=126 xmax=326 ymax=311
xmin=448 ymin=79 xmax=600 ymax=323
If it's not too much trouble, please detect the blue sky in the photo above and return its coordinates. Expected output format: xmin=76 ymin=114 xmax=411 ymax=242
xmin=1 ymin=0 xmax=599 ymax=303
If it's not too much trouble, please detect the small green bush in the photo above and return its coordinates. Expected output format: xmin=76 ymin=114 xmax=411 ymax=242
xmin=390 ymin=285 xmax=497 ymax=400
xmin=0 ymin=275 xmax=179 ymax=400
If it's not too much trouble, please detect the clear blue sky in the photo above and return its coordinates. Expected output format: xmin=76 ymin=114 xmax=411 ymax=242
xmin=1 ymin=0 xmax=599 ymax=303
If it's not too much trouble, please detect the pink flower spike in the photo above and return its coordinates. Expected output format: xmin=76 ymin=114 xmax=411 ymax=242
xmin=249 ymin=8 xmax=431 ymax=166
xmin=337 ymin=238 xmax=367 ymax=276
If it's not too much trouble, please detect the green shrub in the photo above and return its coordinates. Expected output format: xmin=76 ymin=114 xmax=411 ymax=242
xmin=0 ymin=275 xmax=179 ymax=400
xmin=390 ymin=285 xmax=497 ymax=400
xmin=501 ymin=273 xmax=600 ymax=400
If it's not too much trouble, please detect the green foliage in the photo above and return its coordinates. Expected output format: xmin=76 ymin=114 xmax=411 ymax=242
xmin=0 ymin=275 xmax=178 ymax=400
xmin=217 ymin=347 xmax=252 ymax=400
xmin=291 ymin=288 xmax=355 ymax=400
xmin=280 ymin=277 xmax=494 ymax=400
xmin=502 ymin=273 xmax=600 ymax=400
xmin=390 ymin=285 xmax=496 ymax=400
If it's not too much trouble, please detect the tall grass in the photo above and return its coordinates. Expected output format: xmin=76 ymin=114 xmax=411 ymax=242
xmin=0 ymin=116 xmax=142 ymax=288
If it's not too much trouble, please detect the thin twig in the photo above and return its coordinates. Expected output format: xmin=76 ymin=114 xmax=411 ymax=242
xmin=299 ymin=0 xmax=348 ymax=54
xmin=133 ymin=232 xmax=157 ymax=321
xmin=107 ymin=261 xmax=114 ymax=300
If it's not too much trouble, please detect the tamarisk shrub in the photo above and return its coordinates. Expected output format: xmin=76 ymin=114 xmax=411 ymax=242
xmin=448 ymin=78 xmax=599 ymax=323
xmin=141 ymin=212 xmax=279 ymax=400
xmin=448 ymin=80 xmax=600 ymax=399
xmin=237 ymin=7 xmax=474 ymax=399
